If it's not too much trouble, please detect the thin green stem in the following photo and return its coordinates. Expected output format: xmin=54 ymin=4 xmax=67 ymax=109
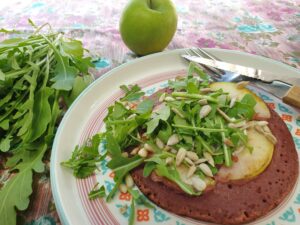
xmin=172 ymin=124 xmax=226 ymax=132
xmin=195 ymin=136 xmax=214 ymax=154
xmin=218 ymin=116 xmax=232 ymax=167
xmin=172 ymin=92 xmax=218 ymax=103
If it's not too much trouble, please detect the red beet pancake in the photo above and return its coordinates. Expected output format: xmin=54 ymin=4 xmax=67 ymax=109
xmin=131 ymin=107 xmax=299 ymax=225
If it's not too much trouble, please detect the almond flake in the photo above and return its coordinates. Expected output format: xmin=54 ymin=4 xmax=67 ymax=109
xmin=199 ymin=105 xmax=212 ymax=118
xmin=167 ymin=134 xmax=180 ymax=146
xmin=199 ymin=163 xmax=213 ymax=177
xmin=176 ymin=147 xmax=187 ymax=166
xmin=187 ymin=165 xmax=197 ymax=178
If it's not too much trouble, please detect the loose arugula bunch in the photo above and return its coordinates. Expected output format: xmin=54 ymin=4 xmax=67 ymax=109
xmin=63 ymin=62 xmax=258 ymax=225
xmin=0 ymin=20 xmax=94 ymax=225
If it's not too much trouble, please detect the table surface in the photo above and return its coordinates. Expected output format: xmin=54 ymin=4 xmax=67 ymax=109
xmin=0 ymin=0 xmax=299 ymax=224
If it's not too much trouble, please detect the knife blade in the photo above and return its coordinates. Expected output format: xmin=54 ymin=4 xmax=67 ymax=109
xmin=182 ymin=54 xmax=300 ymax=86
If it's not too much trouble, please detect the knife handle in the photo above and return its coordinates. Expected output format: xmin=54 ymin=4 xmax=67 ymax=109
xmin=282 ymin=86 xmax=300 ymax=109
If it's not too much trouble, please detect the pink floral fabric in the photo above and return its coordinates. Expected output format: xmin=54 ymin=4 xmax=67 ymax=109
xmin=0 ymin=0 xmax=299 ymax=224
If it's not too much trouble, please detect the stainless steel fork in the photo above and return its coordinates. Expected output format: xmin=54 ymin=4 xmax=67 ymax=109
xmin=185 ymin=48 xmax=252 ymax=82
xmin=184 ymin=48 xmax=292 ymax=100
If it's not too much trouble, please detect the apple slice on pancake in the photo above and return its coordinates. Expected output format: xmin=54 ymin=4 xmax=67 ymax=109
xmin=210 ymin=82 xmax=274 ymax=180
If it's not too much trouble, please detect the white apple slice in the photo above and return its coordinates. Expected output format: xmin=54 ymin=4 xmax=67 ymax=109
xmin=210 ymin=82 xmax=270 ymax=119
xmin=217 ymin=128 xmax=274 ymax=180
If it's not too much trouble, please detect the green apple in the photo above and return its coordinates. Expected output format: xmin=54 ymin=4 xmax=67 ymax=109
xmin=119 ymin=0 xmax=178 ymax=56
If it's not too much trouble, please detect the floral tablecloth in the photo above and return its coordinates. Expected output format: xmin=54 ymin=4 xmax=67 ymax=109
xmin=0 ymin=0 xmax=299 ymax=224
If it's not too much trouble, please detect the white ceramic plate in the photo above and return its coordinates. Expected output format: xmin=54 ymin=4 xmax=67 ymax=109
xmin=50 ymin=49 xmax=300 ymax=225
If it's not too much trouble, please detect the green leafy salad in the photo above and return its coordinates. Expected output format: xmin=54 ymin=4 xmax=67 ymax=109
xmin=62 ymin=62 xmax=261 ymax=224
xmin=0 ymin=20 xmax=94 ymax=225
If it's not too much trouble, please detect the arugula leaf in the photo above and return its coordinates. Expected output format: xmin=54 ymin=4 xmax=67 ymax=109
xmin=88 ymin=184 xmax=106 ymax=200
xmin=146 ymin=105 xmax=170 ymax=134
xmin=120 ymin=84 xmax=144 ymax=102
xmin=128 ymin=189 xmax=155 ymax=209
xmin=105 ymin=132 xmax=121 ymax=157
xmin=155 ymin=164 xmax=200 ymax=196
xmin=136 ymin=99 xmax=154 ymax=114
xmin=61 ymin=134 xmax=103 ymax=178
xmin=0 ymin=136 xmax=11 ymax=152
xmin=227 ymin=94 xmax=256 ymax=119
xmin=61 ymin=39 xmax=84 ymax=58
xmin=107 ymin=155 xmax=144 ymax=173
xmin=0 ymin=144 xmax=46 ymax=225
xmin=63 ymin=75 xmax=93 ymax=107
xmin=50 ymin=54 xmax=78 ymax=91
xmin=0 ymin=25 xmax=94 ymax=225
xmin=0 ymin=119 xmax=9 ymax=130
xmin=143 ymin=162 xmax=157 ymax=177
xmin=111 ymin=102 xmax=128 ymax=119
xmin=27 ymin=87 xmax=53 ymax=141
xmin=146 ymin=118 xmax=160 ymax=134
xmin=129 ymin=198 xmax=135 ymax=225
xmin=187 ymin=81 xmax=199 ymax=94
xmin=157 ymin=121 xmax=172 ymax=143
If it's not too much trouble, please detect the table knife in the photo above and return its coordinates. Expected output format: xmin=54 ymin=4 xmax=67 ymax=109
xmin=182 ymin=54 xmax=300 ymax=109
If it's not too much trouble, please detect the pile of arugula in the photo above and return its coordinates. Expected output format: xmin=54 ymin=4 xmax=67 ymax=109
xmin=0 ymin=20 xmax=94 ymax=225
xmin=62 ymin=62 xmax=257 ymax=225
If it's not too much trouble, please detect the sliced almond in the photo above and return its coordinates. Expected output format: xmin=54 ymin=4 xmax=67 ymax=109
xmin=199 ymin=105 xmax=212 ymax=119
xmin=262 ymin=125 xmax=271 ymax=133
xmin=130 ymin=147 xmax=140 ymax=155
xmin=195 ymin=158 xmax=208 ymax=164
xmin=138 ymin=148 xmax=148 ymax=158
xmin=199 ymin=163 xmax=213 ymax=177
xmin=125 ymin=174 xmax=134 ymax=188
xmin=186 ymin=151 xmax=199 ymax=161
xmin=165 ymin=96 xmax=175 ymax=102
xmin=176 ymin=147 xmax=187 ymax=166
xmin=229 ymin=96 xmax=237 ymax=108
xmin=144 ymin=143 xmax=154 ymax=152
xmin=254 ymin=125 xmax=264 ymax=134
xmin=155 ymin=138 xmax=165 ymax=149
xmin=165 ymin=157 xmax=174 ymax=165
xmin=203 ymin=152 xmax=215 ymax=167
xmin=170 ymin=148 xmax=177 ymax=154
xmin=200 ymin=88 xmax=212 ymax=93
xmin=167 ymin=134 xmax=180 ymax=146
xmin=257 ymin=121 xmax=269 ymax=126
xmin=159 ymin=93 xmax=166 ymax=102
xmin=228 ymin=120 xmax=246 ymax=128
xmin=184 ymin=157 xmax=194 ymax=166
xmin=187 ymin=165 xmax=197 ymax=178
xmin=172 ymin=107 xmax=185 ymax=118
xmin=119 ymin=184 xmax=128 ymax=193
xmin=191 ymin=176 xmax=207 ymax=191
xmin=265 ymin=133 xmax=277 ymax=145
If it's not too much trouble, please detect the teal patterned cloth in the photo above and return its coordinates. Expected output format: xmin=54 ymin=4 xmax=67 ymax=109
xmin=0 ymin=0 xmax=299 ymax=224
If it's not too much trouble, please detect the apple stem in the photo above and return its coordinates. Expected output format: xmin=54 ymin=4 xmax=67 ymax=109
xmin=148 ymin=0 xmax=153 ymax=9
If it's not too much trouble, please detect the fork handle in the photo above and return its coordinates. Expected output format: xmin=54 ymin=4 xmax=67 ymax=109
xmin=282 ymin=85 xmax=300 ymax=108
